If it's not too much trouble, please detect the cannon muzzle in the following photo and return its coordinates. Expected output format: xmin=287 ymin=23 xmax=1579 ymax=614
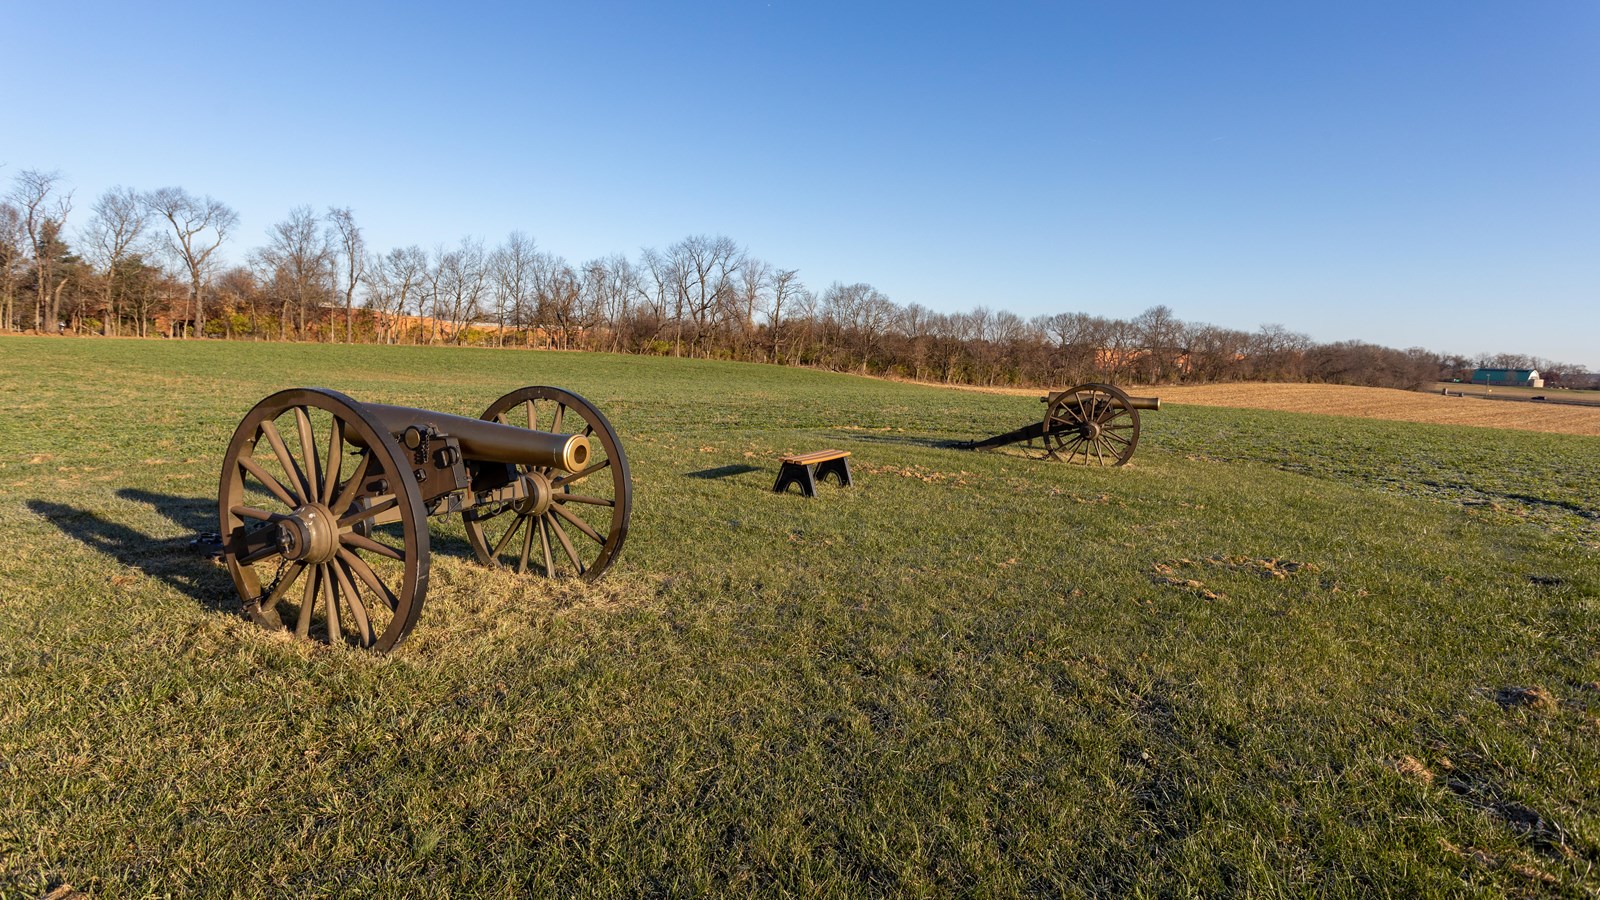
xmin=358 ymin=403 xmax=591 ymax=472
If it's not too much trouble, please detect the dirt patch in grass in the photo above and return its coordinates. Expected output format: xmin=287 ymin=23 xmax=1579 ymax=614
xmin=1494 ymin=685 xmax=1559 ymax=712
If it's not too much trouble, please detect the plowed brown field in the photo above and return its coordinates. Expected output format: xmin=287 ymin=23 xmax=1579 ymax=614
xmin=968 ymin=382 xmax=1600 ymax=436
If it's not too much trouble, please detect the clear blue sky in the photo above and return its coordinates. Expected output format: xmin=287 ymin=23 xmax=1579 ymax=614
xmin=7 ymin=1 xmax=1597 ymax=367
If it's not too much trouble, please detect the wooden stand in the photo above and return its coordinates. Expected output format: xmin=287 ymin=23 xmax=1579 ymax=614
xmin=773 ymin=449 xmax=853 ymax=498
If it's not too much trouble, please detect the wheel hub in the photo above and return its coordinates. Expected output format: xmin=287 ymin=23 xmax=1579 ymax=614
xmin=276 ymin=504 xmax=339 ymax=564
xmin=512 ymin=471 xmax=555 ymax=517
xmin=1080 ymin=421 xmax=1102 ymax=440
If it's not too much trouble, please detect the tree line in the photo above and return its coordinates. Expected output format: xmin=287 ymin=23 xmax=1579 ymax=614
xmin=2 ymin=167 xmax=1591 ymax=390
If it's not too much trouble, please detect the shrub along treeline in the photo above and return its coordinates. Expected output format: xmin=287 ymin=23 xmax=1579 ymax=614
xmin=3 ymin=168 xmax=1588 ymax=390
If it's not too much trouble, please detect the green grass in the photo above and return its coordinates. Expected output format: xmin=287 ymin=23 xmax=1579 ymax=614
xmin=2 ymin=335 xmax=1598 ymax=897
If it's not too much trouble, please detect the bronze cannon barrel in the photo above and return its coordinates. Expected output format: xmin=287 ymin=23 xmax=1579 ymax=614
xmin=357 ymin=403 xmax=591 ymax=472
xmin=1124 ymin=395 xmax=1161 ymax=411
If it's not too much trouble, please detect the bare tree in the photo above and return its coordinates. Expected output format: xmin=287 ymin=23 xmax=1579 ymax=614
xmin=368 ymin=245 xmax=428 ymax=343
xmin=533 ymin=254 xmax=580 ymax=349
xmin=1247 ymin=324 xmax=1312 ymax=381
xmin=666 ymin=235 xmax=743 ymax=356
xmin=82 ymin=186 xmax=150 ymax=336
xmin=434 ymin=238 xmax=488 ymax=344
xmin=9 ymin=169 xmax=74 ymax=333
xmin=581 ymin=253 xmax=635 ymax=351
xmin=327 ymin=207 xmax=365 ymax=342
xmin=490 ymin=232 xmax=538 ymax=347
xmin=121 ymin=255 xmax=172 ymax=337
xmin=1132 ymin=304 xmax=1185 ymax=381
xmin=822 ymin=281 xmax=894 ymax=373
xmin=765 ymin=268 xmax=805 ymax=363
xmin=252 ymin=206 xmax=332 ymax=339
xmin=0 ymin=202 xmax=24 ymax=332
xmin=633 ymin=247 xmax=674 ymax=348
xmin=735 ymin=257 xmax=772 ymax=357
xmin=143 ymin=187 xmax=237 ymax=338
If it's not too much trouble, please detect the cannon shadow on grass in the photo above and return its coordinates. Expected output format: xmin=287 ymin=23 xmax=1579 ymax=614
xmin=28 ymin=491 xmax=236 ymax=612
xmin=823 ymin=431 xmax=970 ymax=451
xmin=683 ymin=464 xmax=762 ymax=480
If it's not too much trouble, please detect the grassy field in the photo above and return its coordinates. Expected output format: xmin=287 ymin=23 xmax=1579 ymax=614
xmin=2 ymin=335 xmax=1598 ymax=897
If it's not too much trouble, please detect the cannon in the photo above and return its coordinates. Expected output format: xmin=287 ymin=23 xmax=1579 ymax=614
xmin=217 ymin=386 xmax=631 ymax=650
xmin=958 ymin=382 xmax=1160 ymax=467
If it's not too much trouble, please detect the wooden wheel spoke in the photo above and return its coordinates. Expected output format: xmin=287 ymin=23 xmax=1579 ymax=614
xmin=240 ymin=455 xmax=300 ymax=509
xmin=323 ymin=417 xmax=344 ymax=505
xmin=331 ymin=558 xmax=374 ymax=647
xmin=338 ymin=547 xmax=399 ymax=612
xmin=296 ymin=564 xmax=319 ymax=637
xmin=341 ymin=531 xmax=405 ymax=561
xmin=294 ymin=407 xmax=322 ymax=503
xmin=545 ymin=513 xmax=586 ymax=576
xmin=260 ymin=420 xmax=310 ymax=505
xmin=539 ymin=516 xmax=555 ymax=576
xmin=330 ymin=454 xmax=373 ymax=516
xmin=339 ymin=495 xmax=398 ymax=528
xmin=555 ymin=493 xmax=615 ymax=507
xmin=322 ymin=565 xmax=341 ymax=642
xmin=259 ymin=561 xmax=307 ymax=608
xmin=551 ymin=403 xmax=564 ymax=433
xmin=491 ymin=514 xmax=526 ymax=558
xmin=553 ymin=457 xmax=610 ymax=488
xmin=517 ymin=515 xmax=535 ymax=574
xmin=525 ymin=400 xmax=536 ymax=431
xmin=551 ymin=502 xmax=605 ymax=545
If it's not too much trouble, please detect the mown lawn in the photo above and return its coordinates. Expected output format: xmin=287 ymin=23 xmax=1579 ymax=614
xmin=1 ymin=335 xmax=1597 ymax=897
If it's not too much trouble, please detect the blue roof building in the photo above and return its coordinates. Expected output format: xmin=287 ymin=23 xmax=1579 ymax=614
xmin=1470 ymin=368 xmax=1543 ymax=388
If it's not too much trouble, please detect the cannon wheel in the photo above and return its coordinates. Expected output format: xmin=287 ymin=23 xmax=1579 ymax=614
xmin=1042 ymin=383 xmax=1142 ymax=467
xmin=219 ymin=388 xmax=430 ymax=651
xmin=463 ymin=386 xmax=631 ymax=580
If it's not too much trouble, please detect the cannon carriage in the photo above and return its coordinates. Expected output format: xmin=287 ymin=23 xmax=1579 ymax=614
xmin=218 ymin=386 xmax=630 ymax=650
xmin=959 ymin=382 xmax=1160 ymax=467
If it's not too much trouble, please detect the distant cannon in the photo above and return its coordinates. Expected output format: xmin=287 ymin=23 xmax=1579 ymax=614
xmin=218 ymin=386 xmax=631 ymax=650
xmin=958 ymin=383 xmax=1160 ymax=467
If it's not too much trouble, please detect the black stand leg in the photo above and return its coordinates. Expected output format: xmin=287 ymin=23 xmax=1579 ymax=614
xmin=773 ymin=462 xmax=818 ymax=497
xmin=815 ymin=457 xmax=852 ymax=488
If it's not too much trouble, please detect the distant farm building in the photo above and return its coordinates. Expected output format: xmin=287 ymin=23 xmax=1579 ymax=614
xmin=1471 ymin=368 xmax=1543 ymax=388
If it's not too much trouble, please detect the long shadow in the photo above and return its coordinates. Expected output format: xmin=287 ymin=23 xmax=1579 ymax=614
xmin=684 ymin=464 xmax=762 ymax=479
xmin=118 ymin=487 xmax=215 ymax=533
xmin=28 ymin=494 xmax=236 ymax=612
xmin=825 ymin=432 xmax=971 ymax=451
